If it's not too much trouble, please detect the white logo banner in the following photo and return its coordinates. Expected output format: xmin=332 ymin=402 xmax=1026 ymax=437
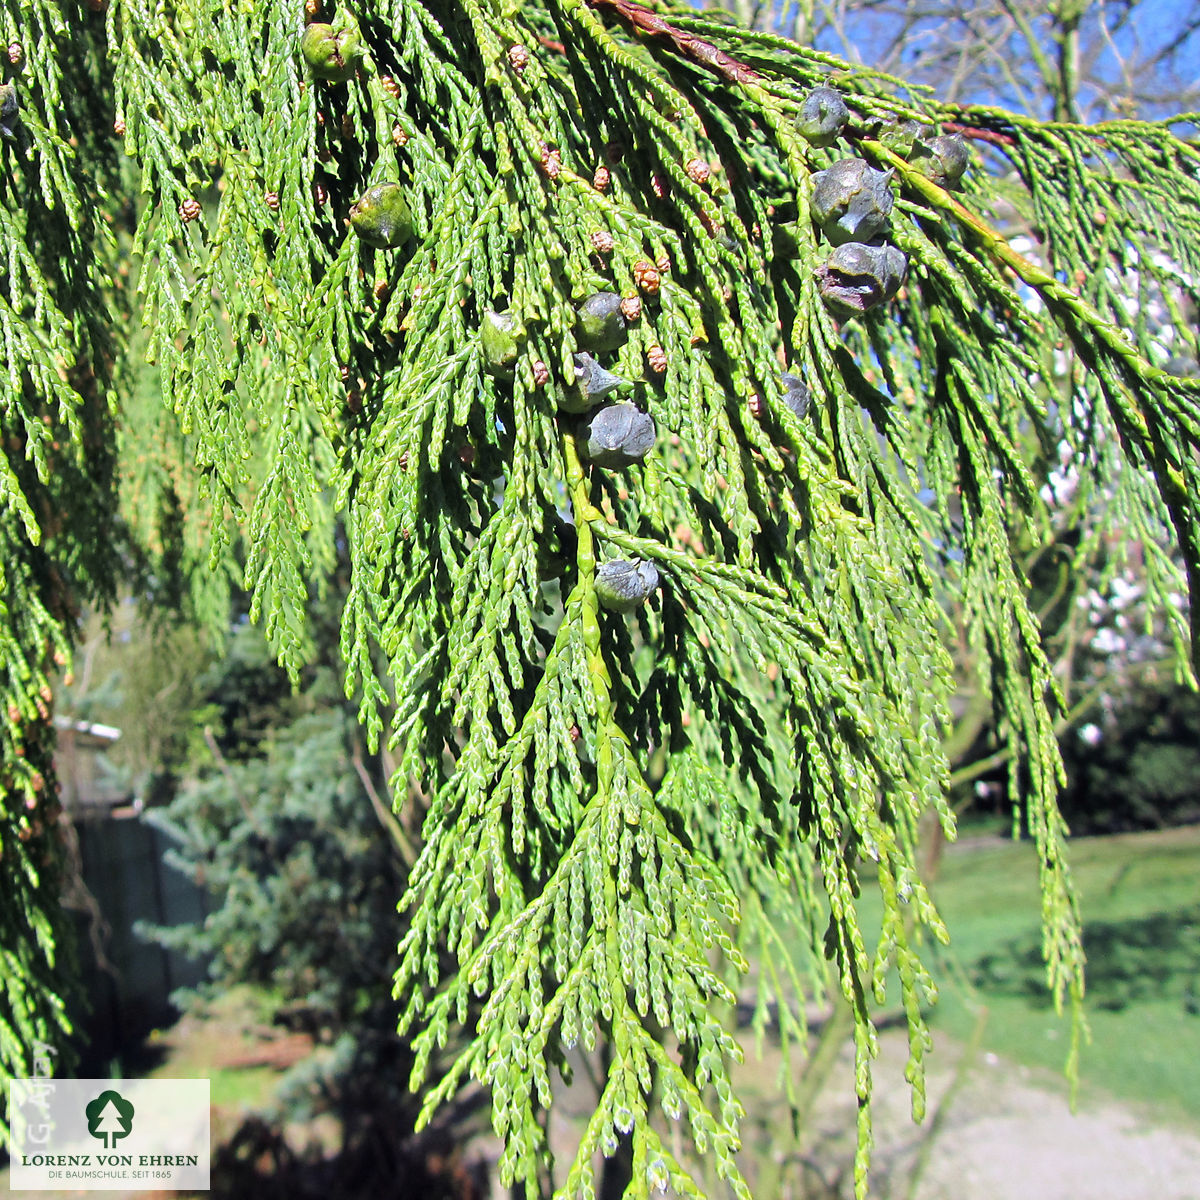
xmin=9 ymin=1078 xmax=210 ymax=1191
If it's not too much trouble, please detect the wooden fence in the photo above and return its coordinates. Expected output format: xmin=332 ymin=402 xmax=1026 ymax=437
xmin=69 ymin=812 xmax=211 ymax=1067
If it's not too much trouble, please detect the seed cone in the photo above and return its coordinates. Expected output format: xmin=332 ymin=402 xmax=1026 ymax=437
xmin=819 ymin=241 xmax=907 ymax=314
xmin=811 ymin=158 xmax=895 ymax=246
xmin=781 ymin=373 xmax=812 ymax=421
xmin=579 ymin=401 xmax=656 ymax=468
xmin=576 ymin=291 xmax=628 ymax=354
xmin=913 ymin=133 xmax=970 ymax=189
xmin=795 ymin=87 xmax=849 ymax=147
xmin=595 ymin=559 xmax=660 ymax=613
xmin=563 ymin=353 xmax=631 ymax=413
xmin=349 ymin=184 xmax=414 ymax=249
xmin=481 ymin=309 xmax=523 ymax=374
xmin=300 ymin=23 xmax=362 ymax=83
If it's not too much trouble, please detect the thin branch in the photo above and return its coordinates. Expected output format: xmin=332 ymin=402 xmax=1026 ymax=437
xmin=351 ymin=741 xmax=416 ymax=866
xmin=948 ymin=683 xmax=1108 ymax=792
xmin=202 ymin=724 xmax=267 ymax=838
xmin=588 ymin=0 xmax=763 ymax=85
xmin=942 ymin=119 xmax=1018 ymax=146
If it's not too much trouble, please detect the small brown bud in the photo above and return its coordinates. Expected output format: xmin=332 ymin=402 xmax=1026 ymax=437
xmin=540 ymin=144 xmax=561 ymax=179
xmin=698 ymin=210 xmax=721 ymax=237
xmin=39 ymin=684 xmax=52 ymax=703
xmin=508 ymin=43 xmax=530 ymax=72
xmin=532 ymin=359 xmax=550 ymax=386
xmin=339 ymin=363 xmax=351 ymax=382
xmin=655 ymin=251 xmax=671 ymax=274
xmin=619 ymin=296 xmax=641 ymax=322
xmin=379 ymin=74 xmax=401 ymax=100
xmin=373 ymin=279 xmax=388 ymax=301
xmin=747 ymin=393 xmax=764 ymax=418
xmin=113 ymin=117 xmax=126 ymax=136
xmin=8 ymin=42 xmax=22 ymax=66
xmin=30 ymin=772 xmax=44 ymax=792
xmin=6 ymin=703 xmax=19 ymax=722
xmin=591 ymin=229 xmax=615 ymax=254
xmin=346 ymin=390 xmax=361 ymax=412
xmin=646 ymin=344 xmax=667 ymax=374
xmin=397 ymin=451 xmax=409 ymax=471
xmin=1093 ymin=208 xmax=1108 ymax=226
xmin=457 ymin=443 xmax=477 ymax=466
xmin=305 ymin=0 xmax=320 ymax=14
xmin=685 ymin=157 xmax=710 ymax=184
xmin=52 ymin=649 xmax=67 ymax=667
xmin=264 ymin=191 xmax=280 ymax=211
xmin=179 ymin=197 xmax=202 ymax=222
xmin=650 ymin=172 xmax=668 ymax=199
xmin=314 ymin=182 xmax=328 ymax=205
xmin=568 ymin=724 xmax=581 ymax=742
xmin=632 ymin=260 xmax=660 ymax=295
xmin=392 ymin=123 xmax=408 ymax=146
xmin=592 ymin=165 xmax=611 ymax=192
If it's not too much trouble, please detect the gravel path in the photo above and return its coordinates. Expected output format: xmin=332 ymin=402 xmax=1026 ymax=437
xmin=812 ymin=1027 xmax=1200 ymax=1200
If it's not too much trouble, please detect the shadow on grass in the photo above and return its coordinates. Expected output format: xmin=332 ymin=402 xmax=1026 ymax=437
xmin=202 ymin=1030 xmax=494 ymax=1200
xmin=972 ymin=904 xmax=1200 ymax=1013
xmin=209 ymin=1109 xmax=491 ymax=1200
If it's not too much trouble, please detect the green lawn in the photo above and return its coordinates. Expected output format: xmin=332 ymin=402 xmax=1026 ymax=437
xmin=919 ymin=824 xmax=1200 ymax=1125
xmin=140 ymin=985 xmax=294 ymax=1112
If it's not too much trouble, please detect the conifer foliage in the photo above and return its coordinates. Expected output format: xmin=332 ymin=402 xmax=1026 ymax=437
xmin=2 ymin=0 xmax=1199 ymax=1193
xmin=1 ymin=0 xmax=125 ymax=1122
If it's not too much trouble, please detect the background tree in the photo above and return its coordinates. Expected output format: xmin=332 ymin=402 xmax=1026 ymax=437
xmin=723 ymin=0 xmax=1200 ymax=120
xmin=140 ymin=619 xmax=485 ymax=1197
xmin=2 ymin=2 xmax=1199 ymax=1199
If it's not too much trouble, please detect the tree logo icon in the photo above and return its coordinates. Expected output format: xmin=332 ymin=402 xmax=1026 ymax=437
xmin=85 ymin=1090 xmax=135 ymax=1149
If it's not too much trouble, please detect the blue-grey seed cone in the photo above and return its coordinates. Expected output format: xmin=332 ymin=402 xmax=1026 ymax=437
xmin=781 ymin=373 xmax=812 ymax=421
xmin=576 ymin=291 xmax=629 ymax=354
xmin=595 ymin=559 xmax=660 ymax=612
xmin=562 ymin=353 xmax=631 ymax=412
xmin=580 ymin=401 xmax=656 ymax=468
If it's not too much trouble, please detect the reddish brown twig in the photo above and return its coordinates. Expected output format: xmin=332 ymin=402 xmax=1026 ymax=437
xmin=537 ymin=35 xmax=566 ymax=56
xmin=942 ymin=121 xmax=1018 ymax=147
xmin=588 ymin=0 xmax=762 ymax=86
